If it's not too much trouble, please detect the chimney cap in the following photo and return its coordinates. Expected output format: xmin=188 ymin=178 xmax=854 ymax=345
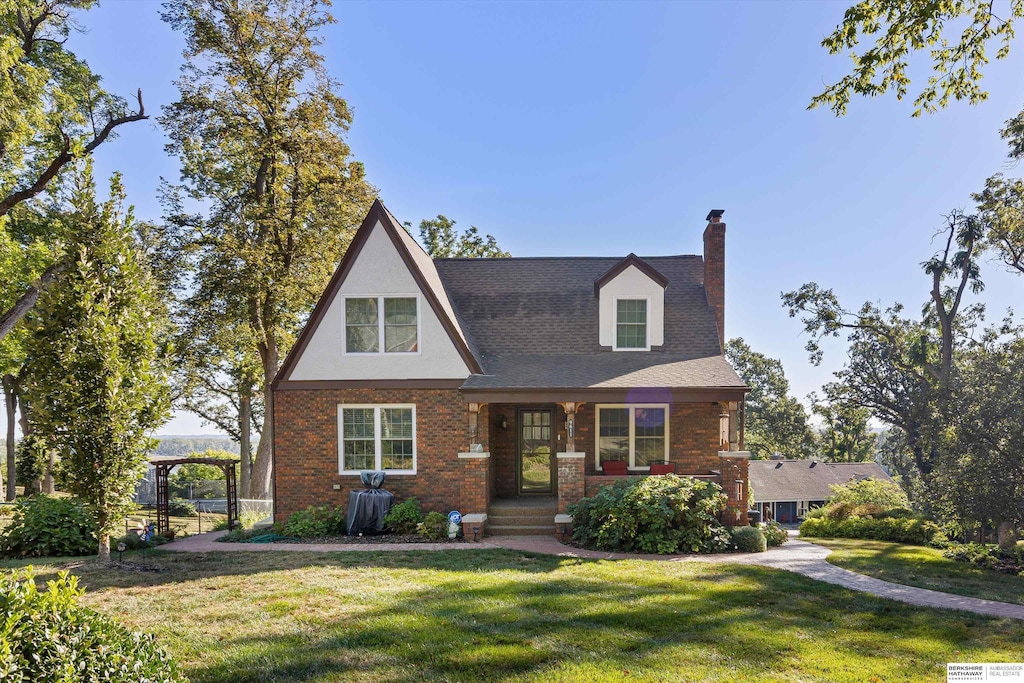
xmin=706 ymin=209 xmax=725 ymax=222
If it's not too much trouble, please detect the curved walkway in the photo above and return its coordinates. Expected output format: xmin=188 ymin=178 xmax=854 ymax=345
xmin=163 ymin=532 xmax=1024 ymax=621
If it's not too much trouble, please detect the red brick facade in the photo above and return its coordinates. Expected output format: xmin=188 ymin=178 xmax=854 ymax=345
xmin=274 ymin=389 xmax=748 ymax=527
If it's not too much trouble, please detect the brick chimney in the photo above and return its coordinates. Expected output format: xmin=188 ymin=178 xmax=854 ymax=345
xmin=703 ymin=209 xmax=725 ymax=353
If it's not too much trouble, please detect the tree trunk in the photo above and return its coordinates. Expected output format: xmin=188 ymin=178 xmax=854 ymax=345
xmin=250 ymin=340 xmax=278 ymax=500
xmin=41 ymin=450 xmax=55 ymax=494
xmin=2 ymin=374 xmax=15 ymax=501
xmin=239 ymin=389 xmax=251 ymax=498
xmin=997 ymin=521 xmax=1018 ymax=551
xmin=98 ymin=531 xmax=110 ymax=561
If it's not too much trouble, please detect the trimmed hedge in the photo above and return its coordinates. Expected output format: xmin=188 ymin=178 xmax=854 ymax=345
xmin=569 ymin=474 xmax=731 ymax=554
xmin=732 ymin=526 xmax=767 ymax=553
xmin=0 ymin=495 xmax=97 ymax=558
xmin=799 ymin=516 xmax=943 ymax=545
xmin=0 ymin=568 xmax=185 ymax=682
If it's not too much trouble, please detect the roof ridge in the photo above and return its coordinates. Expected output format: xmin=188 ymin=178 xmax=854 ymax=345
xmin=433 ymin=254 xmax=702 ymax=262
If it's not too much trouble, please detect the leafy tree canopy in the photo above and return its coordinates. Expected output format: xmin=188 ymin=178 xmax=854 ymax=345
xmin=725 ymin=338 xmax=816 ymax=459
xmin=407 ymin=215 xmax=510 ymax=258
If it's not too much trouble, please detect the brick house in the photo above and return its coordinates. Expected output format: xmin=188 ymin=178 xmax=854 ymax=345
xmin=272 ymin=199 xmax=751 ymax=537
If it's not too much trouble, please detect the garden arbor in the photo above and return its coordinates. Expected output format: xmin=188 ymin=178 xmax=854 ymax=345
xmin=152 ymin=457 xmax=238 ymax=536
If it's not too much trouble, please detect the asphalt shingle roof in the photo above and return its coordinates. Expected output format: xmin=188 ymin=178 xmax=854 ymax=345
xmin=432 ymin=255 xmax=744 ymax=390
xmin=748 ymin=460 xmax=893 ymax=503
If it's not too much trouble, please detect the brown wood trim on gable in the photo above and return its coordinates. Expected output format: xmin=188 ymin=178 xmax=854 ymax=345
xmin=593 ymin=253 xmax=670 ymax=296
xmin=275 ymin=379 xmax=465 ymax=391
xmin=273 ymin=198 xmax=483 ymax=388
xmin=377 ymin=206 xmax=484 ymax=374
xmin=460 ymin=386 xmax=749 ymax=403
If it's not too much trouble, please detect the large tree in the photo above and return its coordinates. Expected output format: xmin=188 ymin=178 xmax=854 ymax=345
xmin=410 ymin=215 xmax=510 ymax=258
xmin=811 ymin=393 xmax=876 ymax=463
xmin=22 ymin=167 xmax=170 ymax=559
xmin=725 ymin=338 xmax=816 ymax=459
xmin=782 ymin=212 xmax=984 ymax=478
xmin=161 ymin=0 xmax=375 ymax=499
xmin=0 ymin=0 xmax=147 ymax=341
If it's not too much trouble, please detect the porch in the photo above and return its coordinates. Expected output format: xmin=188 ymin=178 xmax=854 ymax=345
xmin=456 ymin=399 xmax=751 ymax=539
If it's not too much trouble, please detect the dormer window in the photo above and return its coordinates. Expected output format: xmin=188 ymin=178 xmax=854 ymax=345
xmin=345 ymin=296 xmax=419 ymax=354
xmin=615 ymin=298 xmax=648 ymax=350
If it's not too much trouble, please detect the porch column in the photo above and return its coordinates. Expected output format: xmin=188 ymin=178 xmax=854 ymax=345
xmin=555 ymin=452 xmax=585 ymax=514
xmin=458 ymin=451 xmax=490 ymax=539
xmin=718 ymin=450 xmax=751 ymax=526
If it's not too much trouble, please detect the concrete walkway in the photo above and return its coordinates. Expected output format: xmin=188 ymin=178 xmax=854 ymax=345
xmin=162 ymin=532 xmax=1024 ymax=621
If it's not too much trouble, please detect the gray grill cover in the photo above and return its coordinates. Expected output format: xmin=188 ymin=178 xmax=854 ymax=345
xmin=346 ymin=471 xmax=395 ymax=536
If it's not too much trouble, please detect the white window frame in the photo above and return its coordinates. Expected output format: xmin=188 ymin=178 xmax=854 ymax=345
xmin=612 ymin=296 xmax=651 ymax=351
xmin=338 ymin=404 xmax=417 ymax=475
xmin=594 ymin=403 xmax=669 ymax=471
xmin=342 ymin=295 xmax=422 ymax=356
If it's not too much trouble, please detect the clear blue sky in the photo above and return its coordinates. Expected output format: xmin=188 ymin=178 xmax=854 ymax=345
xmin=75 ymin=0 xmax=1023 ymax=436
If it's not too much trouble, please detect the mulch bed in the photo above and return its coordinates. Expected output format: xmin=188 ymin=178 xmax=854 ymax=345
xmin=272 ymin=533 xmax=465 ymax=544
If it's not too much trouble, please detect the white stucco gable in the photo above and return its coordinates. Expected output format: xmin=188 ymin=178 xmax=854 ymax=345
xmin=285 ymin=212 xmax=475 ymax=381
xmin=597 ymin=260 xmax=666 ymax=349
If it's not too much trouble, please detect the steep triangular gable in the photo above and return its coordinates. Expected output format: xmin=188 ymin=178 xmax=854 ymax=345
xmin=593 ymin=253 xmax=669 ymax=296
xmin=275 ymin=199 xmax=483 ymax=385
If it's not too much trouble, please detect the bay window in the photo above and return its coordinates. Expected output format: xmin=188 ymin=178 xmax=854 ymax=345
xmin=596 ymin=404 xmax=668 ymax=470
xmin=339 ymin=405 xmax=416 ymax=474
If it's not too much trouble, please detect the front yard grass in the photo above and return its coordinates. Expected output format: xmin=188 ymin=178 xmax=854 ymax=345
xmin=810 ymin=538 xmax=1024 ymax=606
xmin=3 ymin=549 xmax=1023 ymax=682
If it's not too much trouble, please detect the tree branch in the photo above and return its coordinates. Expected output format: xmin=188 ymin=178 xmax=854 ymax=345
xmin=0 ymin=260 xmax=68 ymax=342
xmin=0 ymin=90 xmax=148 ymax=217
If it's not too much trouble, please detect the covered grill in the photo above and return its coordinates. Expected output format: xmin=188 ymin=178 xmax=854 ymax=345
xmin=346 ymin=471 xmax=395 ymax=536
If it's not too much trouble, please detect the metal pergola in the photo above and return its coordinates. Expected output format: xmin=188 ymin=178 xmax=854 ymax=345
xmin=152 ymin=457 xmax=238 ymax=536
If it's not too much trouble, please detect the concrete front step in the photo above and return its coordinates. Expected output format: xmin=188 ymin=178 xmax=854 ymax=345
xmin=488 ymin=524 xmax=553 ymax=536
xmin=487 ymin=513 xmax=555 ymax=526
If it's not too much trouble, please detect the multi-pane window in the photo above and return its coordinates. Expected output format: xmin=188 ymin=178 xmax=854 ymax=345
xmin=339 ymin=405 xmax=416 ymax=473
xmin=596 ymin=405 xmax=667 ymax=469
xmin=615 ymin=299 xmax=648 ymax=349
xmin=345 ymin=297 xmax=418 ymax=353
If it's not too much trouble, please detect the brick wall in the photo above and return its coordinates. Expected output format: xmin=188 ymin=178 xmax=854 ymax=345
xmin=556 ymin=455 xmax=584 ymax=513
xmin=274 ymin=387 xmax=473 ymax=522
xmin=703 ymin=219 xmax=726 ymax=353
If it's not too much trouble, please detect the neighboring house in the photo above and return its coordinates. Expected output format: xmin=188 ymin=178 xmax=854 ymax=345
xmin=272 ymin=199 xmax=751 ymax=536
xmin=748 ymin=459 xmax=893 ymax=523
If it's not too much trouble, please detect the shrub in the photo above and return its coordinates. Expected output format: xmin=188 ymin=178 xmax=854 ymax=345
xmin=803 ymin=505 xmax=828 ymax=519
xmin=569 ymin=474 xmax=731 ymax=554
xmin=418 ymin=511 xmax=449 ymax=541
xmin=828 ymin=478 xmax=909 ymax=511
xmin=282 ymin=505 xmax=346 ymax=538
xmin=799 ymin=516 xmax=943 ymax=545
xmin=217 ymin=527 xmax=268 ymax=543
xmin=876 ymin=507 xmax=915 ymax=519
xmin=0 ymin=495 xmax=97 ymax=558
xmin=168 ymin=498 xmax=197 ymax=518
xmin=0 ymin=568 xmax=185 ymax=683
xmin=385 ymin=497 xmax=425 ymax=534
xmin=762 ymin=520 xmax=789 ymax=547
xmin=732 ymin=526 xmax=767 ymax=553
xmin=943 ymin=543 xmax=1024 ymax=575
xmin=0 ymin=504 xmax=13 ymax=517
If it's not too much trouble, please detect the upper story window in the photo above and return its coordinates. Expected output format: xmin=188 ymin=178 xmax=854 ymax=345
xmin=345 ymin=296 xmax=419 ymax=354
xmin=615 ymin=298 xmax=648 ymax=350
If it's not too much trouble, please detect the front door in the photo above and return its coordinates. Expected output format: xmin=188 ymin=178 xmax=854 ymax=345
xmin=518 ymin=409 xmax=555 ymax=495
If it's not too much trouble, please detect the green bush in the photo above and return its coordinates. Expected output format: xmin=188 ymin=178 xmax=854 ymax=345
xmin=282 ymin=505 xmax=346 ymax=538
xmin=876 ymin=507 xmax=915 ymax=519
xmin=799 ymin=516 xmax=943 ymax=545
xmin=384 ymin=497 xmax=425 ymax=534
xmin=0 ymin=495 xmax=97 ymax=558
xmin=168 ymin=498 xmax=197 ymax=517
xmin=762 ymin=520 xmax=789 ymax=547
xmin=568 ymin=474 xmax=731 ymax=554
xmin=418 ymin=511 xmax=449 ymax=541
xmin=828 ymin=478 xmax=909 ymax=511
xmin=0 ymin=568 xmax=185 ymax=683
xmin=943 ymin=543 xmax=1024 ymax=574
xmin=217 ymin=527 xmax=268 ymax=543
xmin=732 ymin=526 xmax=767 ymax=553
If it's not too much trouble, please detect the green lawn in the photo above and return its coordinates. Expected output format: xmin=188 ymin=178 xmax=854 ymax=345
xmin=3 ymin=549 xmax=1023 ymax=682
xmin=810 ymin=538 xmax=1024 ymax=606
